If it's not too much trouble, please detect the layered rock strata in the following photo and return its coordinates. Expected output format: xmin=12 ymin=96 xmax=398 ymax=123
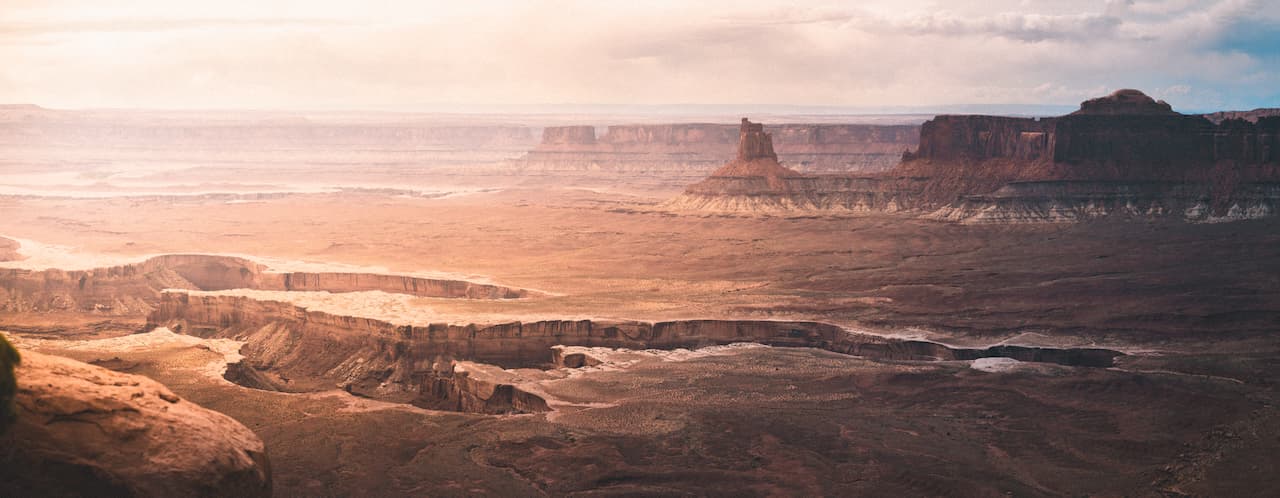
xmin=672 ymin=91 xmax=1280 ymax=222
xmin=0 ymin=350 xmax=271 ymax=497
xmin=0 ymin=106 xmax=535 ymax=150
xmin=666 ymin=119 xmax=927 ymax=213
xmin=0 ymin=254 xmax=529 ymax=314
xmin=1200 ymin=108 xmax=1280 ymax=124
xmin=520 ymin=121 xmax=919 ymax=177
xmin=147 ymin=292 xmax=1123 ymax=414
xmin=894 ymin=90 xmax=1280 ymax=222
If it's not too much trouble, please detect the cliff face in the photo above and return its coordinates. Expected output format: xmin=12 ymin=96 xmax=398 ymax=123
xmin=904 ymin=91 xmax=1280 ymax=183
xmin=892 ymin=90 xmax=1280 ymax=222
xmin=911 ymin=115 xmax=1055 ymax=163
xmin=667 ymin=119 xmax=930 ymax=213
xmin=0 ymin=112 xmax=536 ymax=150
xmin=147 ymin=292 xmax=1122 ymax=413
xmin=0 ymin=254 xmax=529 ymax=315
xmin=667 ymin=92 xmax=1280 ymax=222
xmin=0 ymin=350 xmax=271 ymax=497
xmin=522 ymin=121 xmax=919 ymax=175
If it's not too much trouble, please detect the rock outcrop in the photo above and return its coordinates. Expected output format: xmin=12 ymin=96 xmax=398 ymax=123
xmin=0 ymin=350 xmax=270 ymax=497
xmin=666 ymin=119 xmax=927 ymax=213
xmin=519 ymin=121 xmax=919 ymax=181
xmin=148 ymin=292 xmax=1123 ymax=414
xmin=670 ymin=91 xmax=1280 ymax=222
xmin=1072 ymin=88 xmax=1177 ymax=116
xmin=0 ymin=254 xmax=529 ymax=315
xmin=894 ymin=89 xmax=1280 ymax=221
xmin=1201 ymin=108 xmax=1280 ymax=124
xmin=0 ymin=109 xmax=535 ymax=150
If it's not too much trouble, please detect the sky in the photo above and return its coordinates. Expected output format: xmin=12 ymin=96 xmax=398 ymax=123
xmin=2 ymin=0 xmax=1279 ymax=112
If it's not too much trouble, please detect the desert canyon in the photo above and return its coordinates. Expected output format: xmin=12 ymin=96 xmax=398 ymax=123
xmin=2 ymin=88 xmax=1280 ymax=497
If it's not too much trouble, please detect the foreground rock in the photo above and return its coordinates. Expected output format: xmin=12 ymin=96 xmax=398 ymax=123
xmin=0 ymin=350 xmax=271 ymax=497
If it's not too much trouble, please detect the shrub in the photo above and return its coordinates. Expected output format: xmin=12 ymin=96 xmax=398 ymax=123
xmin=0 ymin=333 xmax=19 ymax=434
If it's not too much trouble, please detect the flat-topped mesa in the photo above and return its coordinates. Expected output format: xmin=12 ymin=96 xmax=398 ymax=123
xmin=669 ymin=90 xmax=1280 ymax=220
xmin=664 ymin=118 xmax=923 ymax=213
xmin=521 ymin=121 xmax=921 ymax=182
xmin=894 ymin=88 xmax=1280 ymax=222
xmin=737 ymin=118 xmax=778 ymax=161
xmin=1071 ymin=89 xmax=1177 ymax=116
xmin=541 ymin=125 xmax=596 ymax=146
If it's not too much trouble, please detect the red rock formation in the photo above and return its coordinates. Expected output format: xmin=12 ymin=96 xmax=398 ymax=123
xmin=894 ymin=90 xmax=1280 ymax=218
xmin=1201 ymin=108 xmax=1280 ymax=124
xmin=1072 ymin=88 xmax=1177 ymax=116
xmin=685 ymin=118 xmax=804 ymax=193
xmin=667 ymin=119 xmax=933 ymax=213
xmin=736 ymin=118 xmax=777 ymax=161
xmin=0 ymin=350 xmax=270 ymax=497
xmin=523 ymin=121 xmax=920 ymax=175
xmin=0 ymin=254 xmax=530 ymax=315
xmin=540 ymin=125 xmax=596 ymax=146
xmin=668 ymin=91 xmax=1280 ymax=221
xmin=0 ymin=111 xmax=536 ymax=149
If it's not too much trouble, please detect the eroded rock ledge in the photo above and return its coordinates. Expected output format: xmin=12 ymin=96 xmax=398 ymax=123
xmin=149 ymin=292 xmax=1123 ymax=414
xmin=0 ymin=253 xmax=530 ymax=315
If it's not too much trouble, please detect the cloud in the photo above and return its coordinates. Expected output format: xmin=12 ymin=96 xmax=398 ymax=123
xmin=0 ymin=18 xmax=355 ymax=36
xmin=0 ymin=0 xmax=1275 ymax=110
xmin=855 ymin=11 xmax=1125 ymax=42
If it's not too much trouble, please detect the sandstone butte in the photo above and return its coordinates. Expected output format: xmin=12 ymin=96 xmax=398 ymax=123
xmin=524 ymin=120 xmax=920 ymax=174
xmin=0 ymin=348 xmax=271 ymax=497
xmin=897 ymin=88 xmax=1280 ymax=196
xmin=669 ymin=90 xmax=1280 ymax=222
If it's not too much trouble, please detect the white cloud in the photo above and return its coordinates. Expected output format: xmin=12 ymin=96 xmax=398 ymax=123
xmin=0 ymin=0 xmax=1275 ymax=110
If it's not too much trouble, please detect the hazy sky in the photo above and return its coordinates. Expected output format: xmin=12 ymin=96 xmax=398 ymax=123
xmin=2 ymin=0 xmax=1278 ymax=111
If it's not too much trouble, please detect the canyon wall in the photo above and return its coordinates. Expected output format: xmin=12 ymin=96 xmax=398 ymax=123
xmin=0 ymin=254 xmax=528 ymax=315
xmin=884 ymin=90 xmax=1280 ymax=222
xmin=1201 ymin=108 xmax=1280 ymax=124
xmin=902 ymin=91 xmax=1280 ymax=185
xmin=0 ymin=107 xmax=536 ymax=150
xmin=147 ymin=292 xmax=1123 ymax=413
xmin=522 ymin=122 xmax=920 ymax=175
xmin=671 ymin=91 xmax=1280 ymax=222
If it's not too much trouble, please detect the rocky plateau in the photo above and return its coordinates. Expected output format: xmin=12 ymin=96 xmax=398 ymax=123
xmin=668 ymin=90 xmax=1280 ymax=223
